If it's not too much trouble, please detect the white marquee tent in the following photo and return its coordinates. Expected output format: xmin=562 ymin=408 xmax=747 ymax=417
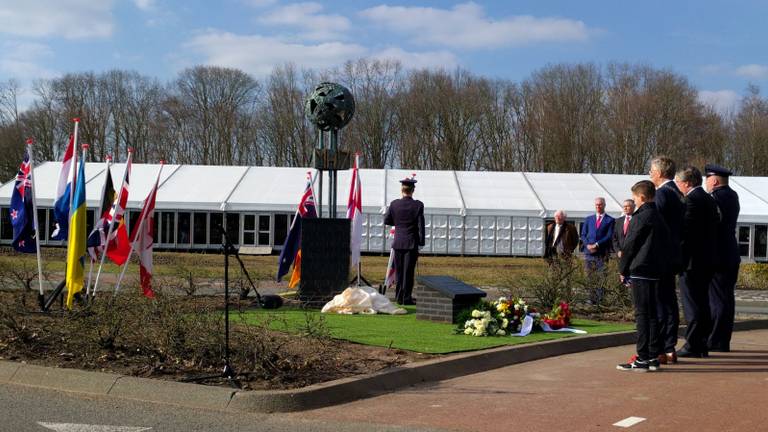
xmin=2 ymin=162 xmax=767 ymax=261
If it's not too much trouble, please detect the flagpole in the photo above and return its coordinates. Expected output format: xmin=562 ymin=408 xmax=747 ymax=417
xmin=85 ymin=155 xmax=111 ymax=297
xmin=354 ymin=154 xmax=361 ymax=287
xmin=26 ymin=138 xmax=46 ymax=299
xmin=69 ymin=119 xmax=80 ymax=217
xmin=93 ymin=150 xmax=132 ymax=297
xmin=114 ymin=161 xmax=164 ymax=296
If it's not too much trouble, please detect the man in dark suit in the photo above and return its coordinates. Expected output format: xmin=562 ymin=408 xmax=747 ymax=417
xmin=613 ymin=199 xmax=636 ymax=258
xmin=704 ymin=163 xmax=741 ymax=352
xmin=675 ymin=166 xmax=720 ymax=358
xmin=616 ymin=180 xmax=670 ymax=372
xmin=650 ymin=156 xmax=685 ymax=363
xmin=544 ymin=209 xmax=579 ymax=261
xmin=384 ymin=176 xmax=425 ymax=305
xmin=580 ymin=197 xmax=615 ymax=303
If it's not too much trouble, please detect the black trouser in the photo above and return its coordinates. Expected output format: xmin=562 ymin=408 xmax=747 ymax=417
xmin=708 ymin=265 xmax=739 ymax=351
xmin=631 ymin=278 xmax=661 ymax=361
xmin=656 ymin=273 xmax=680 ymax=354
xmin=679 ymin=269 xmax=713 ymax=353
xmin=394 ymin=248 xmax=419 ymax=303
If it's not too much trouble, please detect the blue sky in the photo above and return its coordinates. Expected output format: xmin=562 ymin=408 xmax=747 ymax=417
xmin=1 ymin=0 xmax=766 ymax=112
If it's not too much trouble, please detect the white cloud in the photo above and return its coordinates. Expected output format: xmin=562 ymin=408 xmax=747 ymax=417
xmin=133 ymin=0 xmax=155 ymax=11
xmin=735 ymin=64 xmax=768 ymax=79
xmin=244 ymin=0 xmax=277 ymax=7
xmin=0 ymin=41 xmax=57 ymax=79
xmin=372 ymin=47 xmax=458 ymax=70
xmin=0 ymin=0 xmax=114 ymax=39
xmin=184 ymin=30 xmax=366 ymax=77
xmin=698 ymin=90 xmax=741 ymax=114
xmin=360 ymin=2 xmax=590 ymax=49
xmin=258 ymin=2 xmax=351 ymax=41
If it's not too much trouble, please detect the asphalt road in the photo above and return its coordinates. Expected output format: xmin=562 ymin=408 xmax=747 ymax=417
xmin=0 ymin=383 xmax=448 ymax=432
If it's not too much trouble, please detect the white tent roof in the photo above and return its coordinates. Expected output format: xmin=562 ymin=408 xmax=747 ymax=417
xmin=4 ymin=162 xmax=768 ymax=223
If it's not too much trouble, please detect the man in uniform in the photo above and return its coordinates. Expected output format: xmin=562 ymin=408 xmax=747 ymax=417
xmin=544 ymin=209 xmax=579 ymax=261
xmin=705 ymin=163 xmax=740 ymax=352
xmin=675 ymin=166 xmax=720 ymax=358
xmin=649 ymin=156 xmax=685 ymax=363
xmin=612 ymin=199 xmax=636 ymax=258
xmin=384 ymin=176 xmax=425 ymax=305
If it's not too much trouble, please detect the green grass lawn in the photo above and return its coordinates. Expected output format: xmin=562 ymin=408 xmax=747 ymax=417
xmin=238 ymin=307 xmax=634 ymax=354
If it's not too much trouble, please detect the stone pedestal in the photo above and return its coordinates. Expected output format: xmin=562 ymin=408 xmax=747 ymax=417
xmin=415 ymin=276 xmax=487 ymax=323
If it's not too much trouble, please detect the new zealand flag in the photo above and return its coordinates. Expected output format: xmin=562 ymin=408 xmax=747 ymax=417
xmin=10 ymin=149 xmax=36 ymax=253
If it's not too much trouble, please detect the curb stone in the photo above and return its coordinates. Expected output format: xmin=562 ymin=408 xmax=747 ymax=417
xmin=2 ymin=319 xmax=767 ymax=413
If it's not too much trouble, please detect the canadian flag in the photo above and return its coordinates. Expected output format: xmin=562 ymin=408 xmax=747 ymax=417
xmin=129 ymin=164 xmax=161 ymax=298
xmin=105 ymin=153 xmax=132 ymax=265
xmin=346 ymin=154 xmax=363 ymax=266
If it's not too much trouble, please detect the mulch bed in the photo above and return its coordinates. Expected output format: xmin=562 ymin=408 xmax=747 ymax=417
xmin=0 ymin=289 xmax=434 ymax=390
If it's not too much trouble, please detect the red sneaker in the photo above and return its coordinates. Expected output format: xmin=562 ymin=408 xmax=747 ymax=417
xmin=666 ymin=352 xmax=678 ymax=364
xmin=657 ymin=354 xmax=668 ymax=364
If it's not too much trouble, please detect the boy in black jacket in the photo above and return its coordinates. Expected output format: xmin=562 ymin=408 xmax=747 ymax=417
xmin=617 ymin=180 xmax=671 ymax=372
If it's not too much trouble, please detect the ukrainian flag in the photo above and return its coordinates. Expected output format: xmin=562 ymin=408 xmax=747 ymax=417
xmin=65 ymin=156 xmax=86 ymax=309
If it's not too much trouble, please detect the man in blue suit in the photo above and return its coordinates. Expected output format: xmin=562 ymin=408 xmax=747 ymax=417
xmin=580 ymin=197 xmax=615 ymax=303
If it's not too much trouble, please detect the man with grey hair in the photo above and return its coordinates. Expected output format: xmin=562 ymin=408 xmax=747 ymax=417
xmin=613 ymin=199 xmax=636 ymax=258
xmin=675 ymin=166 xmax=720 ymax=358
xmin=544 ymin=209 xmax=579 ymax=261
xmin=580 ymin=197 xmax=615 ymax=303
xmin=649 ymin=156 xmax=685 ymax=363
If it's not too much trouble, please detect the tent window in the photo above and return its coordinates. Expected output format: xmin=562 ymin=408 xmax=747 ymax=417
xmin=274 ymin=214 xmax=289 ymax=246
xmin=243 ymin=215 xmax=256 ymax=245
xmin=225 ymin=213 xmax=239 ymax=245
xmin=37 ymin=209 xmax=47 ymax=242
xmin=0 ymin=208 xmax=11 ymax=240
xmin=193 ymin=212 xmax=207 ymax=245
xmin=209 ymin=213 xmax=224 ymax=245
xmin=128 ymin=211 xmax=141 ymax=235
xmin=160 ymin=212 xmax=175 ymax=244
xmin=258 ymin=215 xmax=270 ymax=246
xmin=177 ymin=212 xmax=191 ymax=245
xmin=47 ymin=208 xmax=58 ymax=241
xmin=738 ymin=226 xmax=750 ymax=257
xmin=755 ymin=225 xmax=767 ymax=260
xmin=86 ymin=209 xmax=95 ymax=234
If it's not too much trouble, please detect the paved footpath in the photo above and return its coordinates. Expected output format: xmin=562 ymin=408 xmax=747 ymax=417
xmin=292 ymin=329 xmax=768 ymax=432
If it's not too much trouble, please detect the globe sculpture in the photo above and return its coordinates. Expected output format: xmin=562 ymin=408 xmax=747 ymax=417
xmin=305 ymin=82 xmax=355 ymax=131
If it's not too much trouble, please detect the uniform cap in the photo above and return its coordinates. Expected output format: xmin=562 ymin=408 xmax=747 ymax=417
xmin=704 ymin=163 xmax=732 ymax=177
xmin=399 ymin=173 xmax=417 ymax=185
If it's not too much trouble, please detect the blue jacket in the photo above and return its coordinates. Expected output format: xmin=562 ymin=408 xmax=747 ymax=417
xmin=580 ymin=213 xmax=615 ymax=258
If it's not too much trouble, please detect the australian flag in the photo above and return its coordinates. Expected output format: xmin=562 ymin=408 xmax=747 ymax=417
xmin=276 ymin=177 xmax=317 ymax=281
xmin=10 ymin=149 xmax=36 ymax=253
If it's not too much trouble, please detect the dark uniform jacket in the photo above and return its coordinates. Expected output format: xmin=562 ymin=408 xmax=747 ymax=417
xmin=619 ymin=202 xmax=671 ymax=279
xmin=681 ymin=187 xmax=720 ymax=271
xmin=384 ymin=196 xmax=425 ymax=250
xmin=544 ymin=222 xmax=579 ymax=258
xmin=711 ymin=185 xmax=741 ymax=269
xmin=655 ymin=180 xmax=685 ymax=273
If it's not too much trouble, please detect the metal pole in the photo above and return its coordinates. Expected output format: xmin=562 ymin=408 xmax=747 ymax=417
xmin=330 ymin=130 xmax=338 ymax=218
xmin=317 ymin=130 xmax=324 ymax=218
xmin=26 ymin=139 xmax=46 ymax=302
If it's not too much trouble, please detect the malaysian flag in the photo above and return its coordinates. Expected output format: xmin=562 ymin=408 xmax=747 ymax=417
xmin=9 ymin=147 xmax=36 ymax=253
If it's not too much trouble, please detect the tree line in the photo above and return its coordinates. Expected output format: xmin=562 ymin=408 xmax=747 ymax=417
xmin=1 ymin=59 xmax=767 ymax=182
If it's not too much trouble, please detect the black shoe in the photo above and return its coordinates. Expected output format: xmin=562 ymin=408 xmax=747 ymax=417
xmin=647 ymin=359 xmax=661 ymax=371
xmin=616 ymin=359 xmax=649 ymax=372
xmin=676 ymin=348 xmax=706 ymax=358
xmin=403 ymin=299 xmax=416 ymax=305
xmin=709 ymin=346 xmax=730 ymax=353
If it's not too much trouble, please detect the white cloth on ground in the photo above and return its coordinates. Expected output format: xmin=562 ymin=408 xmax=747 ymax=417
xmin=321 ymin=285 xmax=407 ymax=315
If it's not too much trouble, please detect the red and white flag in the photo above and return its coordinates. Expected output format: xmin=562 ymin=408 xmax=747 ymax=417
xmin=128 ymin=163 xmax=162 ymax=298
xmin=347 ymin=154 xmax=363 ymax=266
xmin=105 ymin=154 xmax=132 ymax=265
xmin=384 ymin=228 xmax=396 ymax=289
